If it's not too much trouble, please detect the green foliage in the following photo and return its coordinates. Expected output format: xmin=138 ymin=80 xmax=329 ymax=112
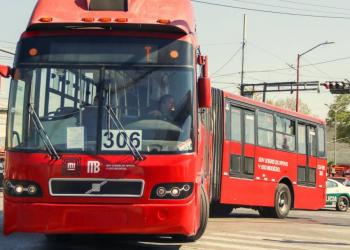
xmin=327 ymin=95 xmax=350 ymax=144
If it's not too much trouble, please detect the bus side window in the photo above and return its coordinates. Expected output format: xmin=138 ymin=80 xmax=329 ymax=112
xmin=297 ymin=124 xmax=306 ymax=154
xmin=230 ymin=107 xmax=241 ymax=141
xmin=257 ymin=111 xmax=274 ymax=148
xmin=309 ymin=127 xmax=317 ymax=156
xmin=276 ymin=116 xmax=295 ymax=152
xmin=317 ymin=126 xmax=326 ymax=157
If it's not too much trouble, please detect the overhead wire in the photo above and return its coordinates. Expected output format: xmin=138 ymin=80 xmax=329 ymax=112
xmin=275 ymin=0 xmax=350 ymax=12
xmin=212 ymin=56 xmax=350 ymax=78
xmin=300 ymin=57 xmax=334 ymax=80
xmin=192 ymin=0 xmax=350 ymax=20
xmin=210 ymin=46 xmax=242 ymax=76
xmin=226 ymin=0 xmax=350 ymax=16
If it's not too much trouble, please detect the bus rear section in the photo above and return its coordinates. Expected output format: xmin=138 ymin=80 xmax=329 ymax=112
xmin=2 ymin=0 xmax=212 ymax=241
xmin=210 ymin=88 xmax=327 ymax=218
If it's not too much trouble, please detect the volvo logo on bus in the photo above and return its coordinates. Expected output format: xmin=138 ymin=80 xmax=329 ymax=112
xmin=87 ymin=161 xmax=101 ymax=174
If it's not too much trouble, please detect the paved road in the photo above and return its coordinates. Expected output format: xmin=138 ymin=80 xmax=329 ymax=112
xmin=1 ymin=192 xmax=349 ymax=250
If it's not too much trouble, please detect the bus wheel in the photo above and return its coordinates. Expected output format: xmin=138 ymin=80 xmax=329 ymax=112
xmin=209 ymin=203 xmax=233 ymax=217
xmin=273 ymin=183 xmax=291 ymax=219
xmin=172 ymin=186 xmax=209 ymax=242
xmin=336 ymin=196 xmax=349 ymax=212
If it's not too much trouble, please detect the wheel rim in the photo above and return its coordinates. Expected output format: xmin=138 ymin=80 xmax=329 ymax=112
xmin=278 ymin=191 xmax=289 ymax=214
xmin=339 ymin=197 xmax=349 ymax=211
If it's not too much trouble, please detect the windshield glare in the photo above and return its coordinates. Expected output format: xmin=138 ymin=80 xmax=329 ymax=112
xmin=7 ymin=67 xmax=194 ymax=154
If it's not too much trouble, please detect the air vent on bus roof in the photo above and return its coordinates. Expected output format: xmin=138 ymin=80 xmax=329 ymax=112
xmin=89 ymin=0 xmax=128 ymax=11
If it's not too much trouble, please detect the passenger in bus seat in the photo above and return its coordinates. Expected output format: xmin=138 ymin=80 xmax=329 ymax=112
xmin=148 ymin=94 xmax=176 ymax=121
xmin=282 ymin=137 xmax=290 ymax=151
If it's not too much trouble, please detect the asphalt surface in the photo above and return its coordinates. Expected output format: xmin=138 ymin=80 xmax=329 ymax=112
xmin=1 ymin=191 xmax=349 ymax=250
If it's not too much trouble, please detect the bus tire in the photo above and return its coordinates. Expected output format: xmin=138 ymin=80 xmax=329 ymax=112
xmin=172 ymin=186 xmax=209 ymax=242
xmin=336 ymin=196 xmax=349 ymax=212
xmin=209 ymin=203 xmax=233 ymax=217
xmin=272 ymin=183 xmax=291 ymax=219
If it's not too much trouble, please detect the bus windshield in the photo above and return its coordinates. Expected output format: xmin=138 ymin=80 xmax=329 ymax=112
xmin=7 ymin=66 xmax=194 ymax=154
xmin=7 ymin=36 xmax=194 ymax=154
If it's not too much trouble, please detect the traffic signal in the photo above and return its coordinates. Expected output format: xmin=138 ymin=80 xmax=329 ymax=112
xmin=323 ymin=81 xmax=350 ymax=94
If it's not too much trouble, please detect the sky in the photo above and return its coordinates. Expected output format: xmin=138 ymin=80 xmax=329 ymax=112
xmin=1 ymin=0 xmax=350 ymax=119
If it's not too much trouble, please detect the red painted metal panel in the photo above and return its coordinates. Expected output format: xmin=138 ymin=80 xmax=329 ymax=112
xmin=4 ymin=196 xmax=197 ymax=235
xmin=29 ymin=0 xmax=195 ymax=34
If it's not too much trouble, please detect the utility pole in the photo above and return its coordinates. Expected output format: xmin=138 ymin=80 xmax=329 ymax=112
xmin=296 ymin=41 xmax=334 ymax=112
xmin=325 ymin=104 xmax=340 ymax=166
xmin=240 ymin=14 xmax=246 ymax=96
xmin=334 ymin=109 xmax=338 ymax=166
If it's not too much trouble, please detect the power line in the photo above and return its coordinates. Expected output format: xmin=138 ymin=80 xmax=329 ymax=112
xmin=276 ymin=0 xmax=350 ymax=12
xmin=226 ymin=0 xmax=350 ymax=16
xmin=213 ymin=56 xmax=350 ymax=78
xmin=0 ymin=40 xmax=16 ymax=45
xmin=211 ymin=46 xmax=242 ymax=76
xmin=192 ymin=0 xmax=350 ymax=19
xmin=247 ymin=41 xmax=296 ymax=71
xmin=301 ymin=57 xmax=333 ymax=80
xmin=0 ymin=49 xmax=15 ymax=55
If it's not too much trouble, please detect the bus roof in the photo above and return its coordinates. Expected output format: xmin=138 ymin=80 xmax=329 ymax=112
xmin=223 ymin=90 xmax=325 ymax=125
xmin=28 ymin=0 xmax=195 ymax=34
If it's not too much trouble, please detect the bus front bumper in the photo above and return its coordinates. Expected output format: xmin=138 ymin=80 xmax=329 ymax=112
xmin=3 ymin=198 xmax=197 ymax=236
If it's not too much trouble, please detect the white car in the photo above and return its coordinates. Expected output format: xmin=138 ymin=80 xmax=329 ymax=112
xmin=326 ymin=179 xmax=350 ymax=212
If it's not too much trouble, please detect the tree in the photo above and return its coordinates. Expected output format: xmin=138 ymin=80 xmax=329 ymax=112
xmin=327 ymin=95 xmax=350 ymax=144
xmin=254 ymin=95 xmax=311 ymax=115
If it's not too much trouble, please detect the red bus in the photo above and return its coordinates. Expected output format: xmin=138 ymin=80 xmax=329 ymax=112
xmin=209 ymin=90 xmax=327 ymax=218
xmin=0 ymin=0 xmax=212 ymax=241
xmin=0 ymin=0 xmax=327 ymax=242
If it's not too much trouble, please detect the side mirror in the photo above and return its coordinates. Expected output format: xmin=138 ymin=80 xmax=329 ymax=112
xmin=0 ymin=65 xmax=11 ymax=78
xmin=198 ymin=55 xmax=212 ymax=108
xmin=198 ymin=77 xmax=212 ymax=108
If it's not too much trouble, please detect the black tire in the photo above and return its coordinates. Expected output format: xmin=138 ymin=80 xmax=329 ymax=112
xmin=336 ymin=196 xmax=349 ymax=212
xmin=209 ymin=203 xmax=233 ymax=218
xmin=45 ymin=234 xmax=72 ymax=242
xmin=259 ymin=184 xmax=291 ymax=219
xmin=273 ymin=183 xmax=291 ymax=218
xmin=172 ymin=186 xmax=209 ymax=242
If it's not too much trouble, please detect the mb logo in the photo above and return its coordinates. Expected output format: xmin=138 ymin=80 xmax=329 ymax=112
xmin=87 ymin=161 xmax=101 ymax=174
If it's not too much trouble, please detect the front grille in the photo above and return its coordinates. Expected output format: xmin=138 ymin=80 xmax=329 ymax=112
xmin=49 ymin=178 xmax=144 ymax=197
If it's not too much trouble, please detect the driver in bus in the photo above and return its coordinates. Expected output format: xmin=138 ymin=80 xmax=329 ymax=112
xmin=148 ymin=94 xmax=176 ymax=121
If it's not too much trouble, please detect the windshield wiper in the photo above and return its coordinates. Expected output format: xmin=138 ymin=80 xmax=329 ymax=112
xmin=28 ymin=104 xmax=60 ymax=160
xmin=104 ymin=105 xmax=144 ymax=161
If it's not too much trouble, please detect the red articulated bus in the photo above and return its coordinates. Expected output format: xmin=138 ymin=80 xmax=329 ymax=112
xmin=209 ymin=90 xmax=327 ymax=218
xmin=0 ymin=0 xmax=327 ymax=242
xmin=1 ymin=0 xmax=211 ymax=241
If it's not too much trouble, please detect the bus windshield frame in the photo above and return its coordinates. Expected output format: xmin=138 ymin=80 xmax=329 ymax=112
xmin=7 ymin=36 xmax=195 ymax=155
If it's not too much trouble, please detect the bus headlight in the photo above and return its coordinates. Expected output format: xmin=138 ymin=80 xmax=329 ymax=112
xmin=14 ymin=185 xmax=24 ymax=194
xmin=4 ymin=180 xmax=42 ymax=197
xmin=151 ymin=183 xmax=193 ymax=199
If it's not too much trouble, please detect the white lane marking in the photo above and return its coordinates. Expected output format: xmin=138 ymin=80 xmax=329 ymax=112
xmin=235 ymin=231 xmax=350 ymax=245
xmin=201 ymin=235 xmax=318 ymax=250
xmin=186 ymin=240 xmax=271 ymax=250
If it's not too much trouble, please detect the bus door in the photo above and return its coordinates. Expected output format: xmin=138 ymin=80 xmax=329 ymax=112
xmin=221 ymin=104 xmax=256 ymax=204
xmin=296 ymin=123 xmax=317 ymax=208
xmin=306 ymin=126 xmax=317 ymax=186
